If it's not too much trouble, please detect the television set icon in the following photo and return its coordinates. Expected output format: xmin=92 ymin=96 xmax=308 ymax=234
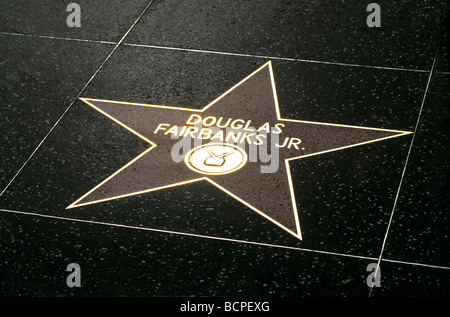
xmin=203 ymin=149 xmax=234 ymax=167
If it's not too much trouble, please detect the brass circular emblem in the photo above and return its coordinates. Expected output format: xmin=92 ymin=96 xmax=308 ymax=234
xmin=184 ymin=143 xmax=248 ymax=175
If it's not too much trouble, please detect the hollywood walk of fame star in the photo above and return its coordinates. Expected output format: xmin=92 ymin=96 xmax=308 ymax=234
xmin=67 ymin=61 xmax=411 ymax=240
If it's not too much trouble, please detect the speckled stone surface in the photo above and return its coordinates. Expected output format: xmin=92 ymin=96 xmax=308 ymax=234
xmin=0 ymin=36 xmax=112 ymax=190
xmin=0 ymin=211 xmax=378 ymax=297
xmin=126 ymin=0 xmax=445 ymax=69
xmin=0 ymin=0 xmax=151 ymax=42
xmin=382 ymin=72 xmax=450 ymax=267
xmin=0 ymin=0 xmax=449 ymax=299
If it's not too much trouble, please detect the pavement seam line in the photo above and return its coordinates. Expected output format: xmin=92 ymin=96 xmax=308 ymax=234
xmin=368 ymin=34 xmax=443 ymax=297
xmin=0 ymin=31 xmax=430 ymax=73
xmin=1 ymin=207 xmax=449 ymax=270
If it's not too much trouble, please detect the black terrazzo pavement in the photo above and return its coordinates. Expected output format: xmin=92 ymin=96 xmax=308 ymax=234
xmin=0 ymin=0 xmax=449 ymax=300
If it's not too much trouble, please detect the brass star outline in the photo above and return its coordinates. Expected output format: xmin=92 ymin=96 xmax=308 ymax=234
xmin=67 ymin=61 xmax=412 ymax=240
